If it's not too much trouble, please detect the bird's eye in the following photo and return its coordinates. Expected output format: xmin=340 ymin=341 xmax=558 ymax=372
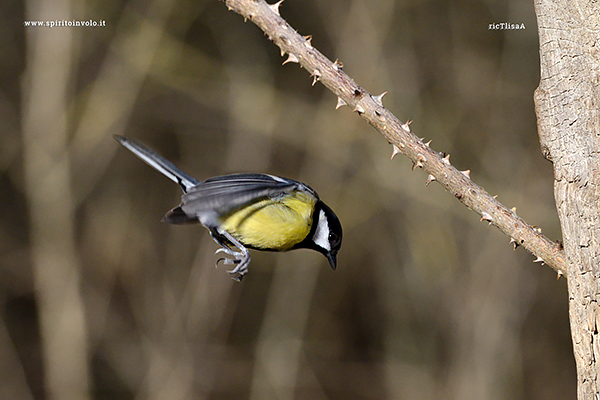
xmin=329 ymin=232 xmax=338 ymax=242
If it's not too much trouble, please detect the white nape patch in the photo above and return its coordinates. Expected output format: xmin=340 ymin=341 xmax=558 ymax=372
xmin=312 ymin=209 xmax=331 ymax=251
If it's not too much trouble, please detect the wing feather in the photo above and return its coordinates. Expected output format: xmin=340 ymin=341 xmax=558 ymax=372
xmin=164 ymin=173 xmax=319 ymax=226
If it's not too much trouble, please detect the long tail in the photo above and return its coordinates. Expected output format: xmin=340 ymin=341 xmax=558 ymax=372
xmin=114 ymin=135 xmax=200 ymax=192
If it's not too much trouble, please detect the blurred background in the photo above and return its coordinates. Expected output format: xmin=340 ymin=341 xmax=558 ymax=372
xmin=2 ymin=0 xmax=574 ymax=398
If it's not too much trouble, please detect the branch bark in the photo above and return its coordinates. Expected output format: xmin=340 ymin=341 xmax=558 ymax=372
xmin=218 ymin=0 xmax=566 ymax=275
xmin=534 ymin=0 xmax=600 ymax=398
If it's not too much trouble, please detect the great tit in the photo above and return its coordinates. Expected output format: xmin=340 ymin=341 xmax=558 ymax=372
xmin=114 ymin=135 xmax=342 ymax=281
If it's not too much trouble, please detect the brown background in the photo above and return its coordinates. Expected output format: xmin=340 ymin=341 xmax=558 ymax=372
xmin=2 ymin=0 xmax=574 ymax=398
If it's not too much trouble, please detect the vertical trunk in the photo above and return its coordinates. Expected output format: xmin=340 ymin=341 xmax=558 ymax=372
xmin=534 ymin=1 xmax=600 ymax=398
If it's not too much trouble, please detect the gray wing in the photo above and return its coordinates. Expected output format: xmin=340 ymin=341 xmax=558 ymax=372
xmin=163 ymin=173 xmax=319 ymax=226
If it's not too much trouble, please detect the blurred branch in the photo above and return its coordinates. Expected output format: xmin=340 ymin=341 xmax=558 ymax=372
xmin=249 ymin=257 xmax=323 ymax=400
xmin=22 ymin=0 xmax=90 ymax=398
xmin=217 ymin=0 xmax=566 ymax=276
xmin=70 ymin=0 xmax=178 ymax=204
xmin=0 ymin=316 xmax=35 ymax=400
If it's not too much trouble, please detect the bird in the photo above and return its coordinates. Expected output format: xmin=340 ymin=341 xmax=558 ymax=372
xmin=114 ymin=135 xmax=342 ymax=281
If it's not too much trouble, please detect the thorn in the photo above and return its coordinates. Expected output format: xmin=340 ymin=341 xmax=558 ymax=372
xmin=493 ymin=195 xmax=498 ymax=199
xmin=304 ymin=35 xmax=313 ymax=49
xmin=412 ymin=154 xmax=426 ymax=171
xmin=557 ymin=270 xmax=564 ymax=279
xmin=311 ymin=69 xmax=321 ymax=86
xmin=268 ymin=0 xmax=284 ymax=16
xmin=336 ymin=97 xmax=347 ymax=109
xmin=333 ymin=59 xmax=343 ymax=71
xmin=442 ymin=153 xmax=451 ymax=165
xmin=534 ymin=256 xmax=544 ymax=264
xmin=391 ymin=144 xmax=403 ymax=160
xmin=372 ymin=91 xmax=387 ymax=106
xmin=426 ymin=174 xmax=436 ymax=186
xmin=509 ymin=237 xmax=520 ymax=250
xmin=402 ymin=119 xmax=412 ymax=132
xmin=480 ymin=212 xmax=493 ymax=224
xmin=353 ymin=104 xmax=365 ymax=114
xmin=424 ymin=140 xmax=432 ymax=147
xmin=282 ymin=53 xmax=299 ymax=65
xmin=511 ymin=207 xmax=517 ymax=213
xmin=461 ymin=169 xmax=471 ymax=179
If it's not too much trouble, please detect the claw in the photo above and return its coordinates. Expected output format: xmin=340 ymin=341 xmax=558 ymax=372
xmin=215 ymin=247 xmax=245 ymax=259
xmin=215 ymin=253 xmax=243 ymax=266
xmin=215 ymin=247 xmax=234 ymax=256
xmin=211 ymin=229 xmax=252 ymax=281
xmin=226 ymin=258 xmax=250 ymax=279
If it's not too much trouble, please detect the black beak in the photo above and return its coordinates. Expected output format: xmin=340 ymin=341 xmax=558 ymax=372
xmin=326 ymin=252 xmax=337 ymax=270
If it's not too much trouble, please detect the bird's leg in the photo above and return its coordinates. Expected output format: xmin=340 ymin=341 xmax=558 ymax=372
xmin=210 ymin=230 xmax=251 ymax=281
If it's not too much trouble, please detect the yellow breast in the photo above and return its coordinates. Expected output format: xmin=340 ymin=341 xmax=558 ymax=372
xmin=221 ymin=191 xmax=316 ymax=250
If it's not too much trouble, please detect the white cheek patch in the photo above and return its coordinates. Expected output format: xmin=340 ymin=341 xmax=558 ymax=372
xmin=313 ymin=209 xmax=331 ymax=251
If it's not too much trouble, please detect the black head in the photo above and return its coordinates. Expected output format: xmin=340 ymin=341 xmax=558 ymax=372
xmin=307 ymin=201 xmax=343 ymax=270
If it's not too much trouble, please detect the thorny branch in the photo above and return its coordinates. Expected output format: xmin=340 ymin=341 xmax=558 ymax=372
xmin=218 ymin=0 xmax=567 ymax=276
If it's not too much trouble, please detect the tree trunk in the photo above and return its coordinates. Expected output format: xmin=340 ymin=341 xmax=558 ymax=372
xmin=534 ymin=1 xmax=600 ymax=398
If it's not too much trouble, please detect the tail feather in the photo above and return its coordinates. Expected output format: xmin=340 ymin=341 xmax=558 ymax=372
xmin=114 ymin=135 xmax=200 ymax=192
